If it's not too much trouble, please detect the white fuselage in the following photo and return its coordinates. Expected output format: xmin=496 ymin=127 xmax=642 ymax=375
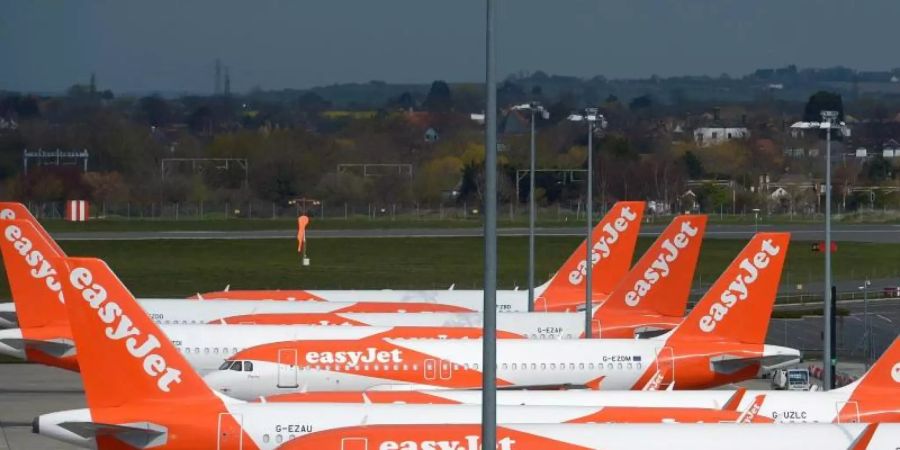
xmin=249 ymin=311 xmax=598 ymax=339
xmin=35 ymin=405 xmax=900 ymax=450
xmin=203 ymin=338 xmax=800 ymax=399
xmin=348 ymin=385 xmax=883 ymax=424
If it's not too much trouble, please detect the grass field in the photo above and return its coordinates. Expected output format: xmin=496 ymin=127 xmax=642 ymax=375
xmin=0 ymin=236 xmax=896 ymax=299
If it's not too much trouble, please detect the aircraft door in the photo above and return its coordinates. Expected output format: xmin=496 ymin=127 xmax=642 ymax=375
xmin=424 ymin=358 xmax=437 ymax=380
xmin=342 ymin=437 xmax=368 ymax=450
xmin=277 ymin=348 xmax=299 ymax=388
xmin=217 ymin=413 xmax=243 ymax=450
xmin=439 ymin=360 xmax=452 ymax=380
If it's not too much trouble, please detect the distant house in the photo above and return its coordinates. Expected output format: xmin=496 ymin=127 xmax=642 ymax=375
xmin=690 ymin=107 xmax=749 ymax=147
xmin=693 ymin=126 xmax=750 ymax=147
xmin=424 ymin=127 xmax=439 ymax=143
xmin=498 ymin=109 xmax=530 ymax=135
xmin=882 ymin=139 xmax=900 ymax=158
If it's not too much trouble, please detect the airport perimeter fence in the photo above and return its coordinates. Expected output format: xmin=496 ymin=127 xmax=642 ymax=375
xmin=27 ymin=200 xmax=598 ymax=223
xmin=26 ymin=200 xmax=898 ymax=224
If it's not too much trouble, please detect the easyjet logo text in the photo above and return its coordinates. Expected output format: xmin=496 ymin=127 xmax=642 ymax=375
xmin=68 ymin=266 xmax=182 ymax=392
xmin=379 ymin=436 xmax=516 ymax=450
xmin=568 ymin=206 xmax=638 ymax=285
xmin=624 ymin=220 xmax=699 ymax=307
xmin=306 ymin=348 xmax=403 ymax=365
xmin=698 ymin=239 xmax=781 ymax=333
xmin=3 ymin=225 xmax=64 ymax=304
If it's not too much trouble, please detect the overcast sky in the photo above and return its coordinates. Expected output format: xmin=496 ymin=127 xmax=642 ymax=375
xmin=1 ymin=0 xmax=897 ymax=94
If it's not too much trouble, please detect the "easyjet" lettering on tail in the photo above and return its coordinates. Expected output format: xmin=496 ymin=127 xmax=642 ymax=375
xmin=624 ymin=219 xmax=700 ymax=307
xmin=4 ymin=224 xmax=63 ymax=304
xmin=698 ymin=239 xmax=781 ymax=333
xmin=68 ymin=266 xmax=182 ymax=392
xmin=568 ymin=206 xmax=638 ymax=285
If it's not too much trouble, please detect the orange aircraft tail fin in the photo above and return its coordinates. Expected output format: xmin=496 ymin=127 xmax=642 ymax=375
xmin=0 ymin=220 xmax=68 ymax=328
xmin=0 ymin=202 xmax=65 ymax=256
xmin=57 ymin=257 xmax=215 ymax=409
xmin=537 ymin=201 xmax=645 ymax=310
xmin=846 ymin=336 xmax=900 ymax=406
xmin=669 ymin=233 xmax=789 ymax=344
xmin=602 ymin=215 xmax=707 ymax=316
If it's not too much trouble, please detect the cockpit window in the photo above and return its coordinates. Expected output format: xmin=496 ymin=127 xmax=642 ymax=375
xmin=219 ymin=361 xmax=232 ymax=370
xmin=243 ymin=361 xmax=254 ymax=372
xmin=230 ymin=361 xmax=243 ymax=372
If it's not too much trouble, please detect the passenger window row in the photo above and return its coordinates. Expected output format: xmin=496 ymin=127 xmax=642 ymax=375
xmin=177 ymin=346 xmax=240 ymax=355
xmin=276 ymin=361 xmax=641 ymax=372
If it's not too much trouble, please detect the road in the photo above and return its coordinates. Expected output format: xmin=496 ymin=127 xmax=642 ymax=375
xmin=50 ymin=223 xmax=900 ymax=242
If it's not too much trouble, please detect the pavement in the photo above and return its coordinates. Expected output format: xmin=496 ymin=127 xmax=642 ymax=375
xmin=48 ymin=223 xmax=900 ymax=243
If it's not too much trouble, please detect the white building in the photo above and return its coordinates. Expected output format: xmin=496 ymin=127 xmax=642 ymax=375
xmin=693 ymin=127 xmax=750 ymax=147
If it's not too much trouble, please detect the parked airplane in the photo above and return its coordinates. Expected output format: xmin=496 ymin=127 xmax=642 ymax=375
xmin=275 ymin=423 xmax=895 ymax=450
xmin=33 ymin=257 xmax=814 ymax=450
xmin=257 ymin=335 xmax=900 ymax=424
xmin=193 ymin=201 xmax=646 ymax=312
xmin=214 ymin=214 xmax=708 ymax=339
xmin=0 ymin=223 xmax=520 ymax=372
xmin=0 ymin=201 xmax=645 ymax=316
xmin=205 ymin=233 xmax=800 ymax=398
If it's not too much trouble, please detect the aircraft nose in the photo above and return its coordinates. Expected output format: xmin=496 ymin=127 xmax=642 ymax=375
xmin=202 ymin=371 xmax=233 ymax=394
xmin=0 ymin=328 xmax=25 ymax=359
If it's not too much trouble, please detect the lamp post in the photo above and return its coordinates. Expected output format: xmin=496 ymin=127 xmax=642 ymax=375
xmin=481 ymin=0 xmax=497 ymax=446
xmin=790 ymin=111 xmax=850 ymax=390
xmin=567 ymin=108 xmax=607 ymax=338
xmin=511 ymin=102 xmax=549 ymax=312
xmin=858 ymin=279 xmax=872 ymax=368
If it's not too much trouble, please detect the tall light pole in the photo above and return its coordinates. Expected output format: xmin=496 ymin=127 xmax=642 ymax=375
xmin=511 ymin=102 xmax=549 ymax=312
xmin=858 ymin=279 xmax=871 ymax=367
xmin=791 ymin=111 xmax=849 ymax=390
xmin=481 ymin=0 xmax=497 ymax=446
xmin=568 ymin=108 xmax=606 ymax=338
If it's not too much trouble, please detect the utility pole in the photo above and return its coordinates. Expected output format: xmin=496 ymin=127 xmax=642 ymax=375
xmin=481 ymin=0 xmax=497 ymax=447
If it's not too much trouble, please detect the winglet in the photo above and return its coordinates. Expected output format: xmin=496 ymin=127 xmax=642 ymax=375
xmin=721 ymin=387 xmax=747 ymax=411
xmin=536 ymin=201 xmax=645 ymax=311
xmin=669 ymin=233 xmax=789 ymax=344
xmin=602 ymin=215 xmax=707 ymax=316
xmin=56 ymin=257 xmax=215 ymax=410
xmin=736 ymin=394 xmax=765 ymax=423
xmin=0 ymin=220 xmax=67 ymax=328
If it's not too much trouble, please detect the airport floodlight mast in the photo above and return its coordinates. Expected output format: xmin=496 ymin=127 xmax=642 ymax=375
xmin=22 ymin=149 xmax=89 ymax=174
xmin=511 ymin=102 xmax=550 ymax=312
xmin=567 ymin=108 xmax=607 ymax=339
xmin=482 ymin=0 xmax=497 ymax=446
xmin=160 ymin=158 xmax=249 ymax=188
xmin=790 ymin=111 xmax=850 ymax=390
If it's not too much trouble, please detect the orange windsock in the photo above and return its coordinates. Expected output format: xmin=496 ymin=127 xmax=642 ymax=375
xmin=297 ymin=215 xmax=310 ymax=253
